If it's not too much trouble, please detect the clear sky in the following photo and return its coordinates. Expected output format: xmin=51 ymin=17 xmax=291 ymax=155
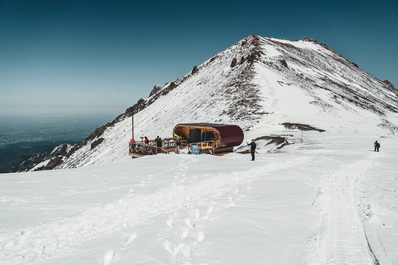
xmin=1 ymin=0 xmax=397 ymax=115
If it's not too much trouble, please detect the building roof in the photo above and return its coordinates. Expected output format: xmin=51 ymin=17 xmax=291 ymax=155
xmin=173 ymin=123 xmax=244 ymax=148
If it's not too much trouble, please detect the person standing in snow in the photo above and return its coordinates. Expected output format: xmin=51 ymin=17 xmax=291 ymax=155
xmin=247 ymin=139 xmax=257 ymax=161
xmin=374 ymin=140 xmax=380 ymax=152
xmin=144 ymin=136 xmax=149 ymax=145
xmin=130 ymin=138 xmax=136 ymax=153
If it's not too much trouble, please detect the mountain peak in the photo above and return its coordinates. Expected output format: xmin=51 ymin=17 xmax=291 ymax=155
xmin=18 ymin=35 xmax=398 ymax=171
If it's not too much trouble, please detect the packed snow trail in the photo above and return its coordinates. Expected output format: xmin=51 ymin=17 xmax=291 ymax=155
xmin=304 ymin=136 xmax=393 ymax=265
xmin=309 ymin=157 xmax=375 ymax=264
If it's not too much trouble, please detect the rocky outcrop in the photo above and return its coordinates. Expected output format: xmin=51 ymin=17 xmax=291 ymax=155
xmin=383 ymin=80 xmax=395 ymax=89
xmin=40 ymin=156 xmax=64 ymax=170
xmin=191 ymin=65 xmax=199 ymax=74
xmin=282 ymin=122 xmax=325 ymax=132
xmin=12 ymin=144 xmax=70 ymax=172
xmin=149 ymin=85 xmax=162 ymax=97
xmin=91 ymin=137 xmax=104 ymax=150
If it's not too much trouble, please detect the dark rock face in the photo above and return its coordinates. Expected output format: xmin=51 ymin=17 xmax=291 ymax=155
xmin=221 ymin=65 xmax=263 ymax=122
xmin=230 ymin=58 xmax=237 ymax=68
xmin=282 ymin=122 xmax=325 ymax=132
xmin=91 ymin=137 xmax=104 ymax=150
xmin=149 ymin=85 xmax=162 ymax=97
xmin=41 ymin=156 xmax=64 ymax=170
xmin=240 ymin=56 xmax=246 ymax=64
xmin=383 ymin=80 xmax=395 ymax=89
xmin=280 ymin=59 xmax=288 ymax=68
xmin=191 ymin=65 xmax=199 ymax=74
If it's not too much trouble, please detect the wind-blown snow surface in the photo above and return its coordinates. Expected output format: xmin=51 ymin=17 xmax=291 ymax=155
xmin=1 ymin=132 xmax=398 ymax=265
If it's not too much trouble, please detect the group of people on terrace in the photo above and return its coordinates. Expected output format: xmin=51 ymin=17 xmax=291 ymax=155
xmin=130 ymin=136 xmax=162 ymax=147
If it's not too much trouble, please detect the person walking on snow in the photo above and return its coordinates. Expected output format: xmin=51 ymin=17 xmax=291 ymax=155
xmin=374 ymin=140 xmax=380 ymax=152
xmin=247 ymin=139 xmax=257 ymax=161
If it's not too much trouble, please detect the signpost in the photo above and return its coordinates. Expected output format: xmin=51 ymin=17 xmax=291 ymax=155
xmin=132 ymin=114 xmax=134 ymax=139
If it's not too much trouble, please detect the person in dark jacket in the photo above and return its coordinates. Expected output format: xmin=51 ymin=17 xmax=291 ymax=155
xmin=144 ymin=136 xmax=149 ymax=145
xmin=247 ymin=139 xmax=257 ymax=161
xmin=374 ymin=140 xmax=380 ymax=152
xmin=157 ymin=137 xmax=162 ymax=148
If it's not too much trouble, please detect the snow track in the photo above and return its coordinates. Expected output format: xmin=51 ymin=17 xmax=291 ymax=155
xmin=309 ymin=153 xmax=379 ymax=265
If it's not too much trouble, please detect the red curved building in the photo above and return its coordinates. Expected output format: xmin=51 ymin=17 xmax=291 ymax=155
xmin=173 ymin=123 xmax=244 ymax=153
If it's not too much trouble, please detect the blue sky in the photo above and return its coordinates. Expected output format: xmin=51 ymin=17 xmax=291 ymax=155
xmin=1 ymin=0 xmax=397 ymax=115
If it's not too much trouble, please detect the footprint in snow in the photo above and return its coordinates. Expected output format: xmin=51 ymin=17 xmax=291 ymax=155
xmin=197 ymin=231 xmax=205 ymax=242
xmin=101 ymin=250 xmax=115 ymax=265
xmin=206 ymin=206 xmax=214 ymax=214
xmin=163 ymin=241 xmax=191 ymax=258
xmin=166 ymin=217 xmax=174 ymax=228
xmin=228 ymin=196 xmax=236 ymax=206
xmin=185 ymin=218 xmax=194 ymax=229
xmin=123 ymin=232 xmax=137 ymax=247
xmin=162 ymin=240 xmax=175 ymax=256
xmin=181 ymin=227 xmax=189 ymax=240
xmin=177 ymin=243 xmax=191 ymax=259
xmin=194 ymin=209 xmax=201 ymax=218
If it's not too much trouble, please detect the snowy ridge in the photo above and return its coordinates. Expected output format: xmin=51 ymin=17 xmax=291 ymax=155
xmin=37 ymin=34 xmax=397 ymax=170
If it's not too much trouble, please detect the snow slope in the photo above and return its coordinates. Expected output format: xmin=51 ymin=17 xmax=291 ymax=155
xmin=38 ymin=34 xmax=398 ymax=170
xmin=1 ymin=132 xmax=397 ymax=264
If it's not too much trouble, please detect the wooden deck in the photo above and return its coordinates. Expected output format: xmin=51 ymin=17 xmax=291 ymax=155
xmin=129 ymin=137 xmax=235 ymax=158
xmin=129 ymin=138 xmax=185 ymax=157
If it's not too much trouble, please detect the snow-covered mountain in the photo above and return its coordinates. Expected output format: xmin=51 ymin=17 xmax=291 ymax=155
xmin=28 ymin=34 xmax=398 ymax=170
xmin=3 ymin=35 xmax=398 ymax=265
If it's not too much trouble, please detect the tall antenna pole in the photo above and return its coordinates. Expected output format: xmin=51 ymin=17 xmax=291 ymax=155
xmin=132 ymin=113 xmax=134 ymax=139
